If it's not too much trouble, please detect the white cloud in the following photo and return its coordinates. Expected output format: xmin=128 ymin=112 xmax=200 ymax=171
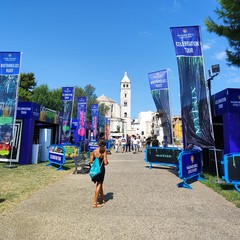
xmin=228 ymin=77 xmax=240 ymax=83
xmin=203 ymin=44 xmax=211 ymax=50
xmin=139 ymin=31 xmax=152 ymax=37
xmin=173 ymin=0 xmax=181 ymax=9
xmin=215 ymin=51 xmax=226 ymax=60
xmin=219 ymin=66 xmax=240 ymax=84
xmin=202 ymin=38 xmax=216 ymax=50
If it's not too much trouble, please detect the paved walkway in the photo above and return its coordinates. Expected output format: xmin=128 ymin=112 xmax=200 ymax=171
xmin=1 ymin=150 xmax=240 ymax=240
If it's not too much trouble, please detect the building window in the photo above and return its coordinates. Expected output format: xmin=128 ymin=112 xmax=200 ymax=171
xmin=123 ymin=84 xmax=125 ymax=87
xmin=124 ymin=101 xmax=127 ymax=106
xmin=126 ymin=84 xmax=128 ymax=88
xmin=125 ymin=93 xmax=127 ymax=98
xmin=124 ymin=112 xmax=127 ymax=117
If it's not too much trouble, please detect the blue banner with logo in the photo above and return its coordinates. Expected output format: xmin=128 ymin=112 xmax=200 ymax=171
xmin=0 ymin=52 xmax=21 ymax=159
xmin=213 ymin=88 xmax=240 ymax=116
xmin=170 ymin=26 xmax=202 ymax=57
xmin=91 ymin=104 xmax=98 ymax=140
xmin=178 ymin=150 xmax=202 ymax=179
xmin=77 ymin=97 xmax=87 ymax=141
xmin=62 ymin=87 xmax=74 ymax=101
xmin=148 ymin=69 xmax=173 ymax=144
xmin=0 ymin=52 xmax=21 ymax=75
xmin=170 ymin=26 xmax=214 ymax=148
xmin=61 ymin=87 xmax=74 ymax=144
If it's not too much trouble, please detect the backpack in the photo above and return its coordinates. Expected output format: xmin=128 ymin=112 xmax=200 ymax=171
xmin=89 ymin=158 xmax=103 ymax=180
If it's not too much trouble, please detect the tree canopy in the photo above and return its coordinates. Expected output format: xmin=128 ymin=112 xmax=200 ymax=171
xmin=18 ymin=73 xmax=109 ymax=121
xmin=18 ymin=73 xmax=37 ymax=101
xmin=205 ymin=0 xmax=240 ymax=67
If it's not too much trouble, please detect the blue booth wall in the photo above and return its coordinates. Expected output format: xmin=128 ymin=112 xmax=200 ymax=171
xmin=17 ymin=102 xmax=40 ymax=165
xmin=213 ymin=88 xmax=240 ymax=154
xmin=16 ymin=102 xmax=61 ymax=165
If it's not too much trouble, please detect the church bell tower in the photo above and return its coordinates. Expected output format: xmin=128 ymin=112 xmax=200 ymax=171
xmin=120 ymin=72 xmax=131 ymax=134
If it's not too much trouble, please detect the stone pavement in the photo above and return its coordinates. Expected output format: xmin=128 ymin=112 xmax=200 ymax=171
xmin=1 ymin=150 xmax=240 ymax=240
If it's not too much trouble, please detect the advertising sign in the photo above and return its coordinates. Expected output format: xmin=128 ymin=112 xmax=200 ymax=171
xmin=148 ymin=70 xmax=168 ymax=90
xmin=77 ymin=97 xmax=87 ymax=141
xmin=0 ymin=52 xmax=21 ymax=75
xmin=145 ymin=147 xmax=182 ymax=168
xmin=170 ymin=26 xmax=202 ymax=57
xmin=61 ymin=87 xmax=74 ymax=143
xmin=178 ymin=150 xmax=202 ymax=179
xmin=48 ymin=144 xmax=66 ymax=170
xmin=170 ymin=26 xmax=215 ymax=148
xmin=0 ymin=52 xmax=22 ymax=160
xmin=91 ymin=104 xmax=98 ymax=140
xmin=148 ymin=69 xmax=173 ymax=144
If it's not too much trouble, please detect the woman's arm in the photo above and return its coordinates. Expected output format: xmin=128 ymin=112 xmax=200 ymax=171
xmin=103 ymin=151 xmax=108 ymax=165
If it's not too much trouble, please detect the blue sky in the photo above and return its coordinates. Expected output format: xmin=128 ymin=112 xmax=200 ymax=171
xmin=1 ymin=0 xmax=240 ymax=118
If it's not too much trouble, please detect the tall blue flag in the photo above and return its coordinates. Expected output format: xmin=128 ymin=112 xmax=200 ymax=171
xmin=0 ymin=52 xmax=21 ymax=159
xmin=170 ymin=26 xmax=214 ymax=147
xmin=91 ymin=104 xmax=98 ymax=140
xmin=77 ymin=97 xmax=87 ymax=141
xmin=148 ymin=69 xmax=173 ymax=144
xmin=61 ymin=87 xmax=74 ymax=143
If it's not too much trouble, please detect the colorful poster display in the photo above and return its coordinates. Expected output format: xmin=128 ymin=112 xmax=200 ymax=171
xmin=61 ymin=87 xmax=74 ymax=144
xmin=148 ymin=69 xmax=173 ymax=144
xmin=0 ymin=52 xmax=21 ymax=159
xmin=91 ymin=104 xmax=98 ymax=140
xmin=77 ymin=97 xmax=87 ymax=141
xmin=170 ymin=26 xmax=215 ymax=147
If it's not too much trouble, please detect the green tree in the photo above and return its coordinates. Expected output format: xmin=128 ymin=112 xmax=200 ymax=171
xmin=98 ymin=103 xmax=109 ymax=117
xmin=18 ymin=73 xmax=37 ymax=101
xmin=50 ymin=88 xmax=62 ymax=111
xmin=84 ymin=84 xmax=98 ymax=122
xmin=32 ymin=85 xmax=63 ymax=111
xmin=205 ymin=0 xmax=240 ymax=67
xmin=31 ymin=84 xmax=50 ymax=106
xmin=72 ymin=86 xmax=85 ymax=119
xmin=32 ymin=84 xmax=109 ymax=122
xmin=72 ymin=85 xmax=109 ymax=121
xmin=32 ymin=85 xmax=50 ymax=107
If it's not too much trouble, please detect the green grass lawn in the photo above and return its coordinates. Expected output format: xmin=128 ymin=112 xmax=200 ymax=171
xmin=0 ymin=161 xmax=75 ymax=213
xmin=201 ymin=171 xmax=240 ymax=208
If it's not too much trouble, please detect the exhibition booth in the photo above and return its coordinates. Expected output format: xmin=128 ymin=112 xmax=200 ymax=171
xmin=1 ymin=101 xmax=62 ymax=165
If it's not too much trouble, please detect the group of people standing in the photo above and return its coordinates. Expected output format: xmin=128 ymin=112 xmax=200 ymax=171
xmin=114 ymin=134 xmax=142 ymax=154
xmin=146 ymin=135 xmax=169 ymax=148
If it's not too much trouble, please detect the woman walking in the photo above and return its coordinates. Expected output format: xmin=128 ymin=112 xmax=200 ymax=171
xmin=90 ymin=139 xmax=109 ymax=208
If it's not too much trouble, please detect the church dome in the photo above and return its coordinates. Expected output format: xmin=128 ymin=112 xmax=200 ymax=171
xmin=97 ymin=94 xmax=116 ymax=103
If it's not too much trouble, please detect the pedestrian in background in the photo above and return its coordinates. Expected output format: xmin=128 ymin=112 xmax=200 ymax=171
xmin=126 ymin=134 xmax=131 ymax=152
xmin=146 ymin=136 xmax=151 ymax=147
xmin=162 ymin=135 xmax=168 ymax=148
xmin=132 ymin=135 xmax=138 ymax=154
xmin=151 ymin=135 xmax=160 ymax=147
xmin=121 ymin=135 xmax=127 ymax=153
xmin=115 ymin=137 xmax=121 ymax=153
xmin=137 ymin=135 xmax=141 ymax=152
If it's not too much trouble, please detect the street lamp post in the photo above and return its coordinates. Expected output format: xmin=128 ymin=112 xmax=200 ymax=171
xmin=207 ymin=64 xmax=220 ymax=114
xmin=207 ymin=64 xmax=220 ymax=98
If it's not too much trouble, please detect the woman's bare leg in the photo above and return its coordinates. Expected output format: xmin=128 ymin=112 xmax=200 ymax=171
xmin=100 ymin=185 xmax=105 ymax=203
xmin=93 ymin=182 xmax=103 ymax=207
